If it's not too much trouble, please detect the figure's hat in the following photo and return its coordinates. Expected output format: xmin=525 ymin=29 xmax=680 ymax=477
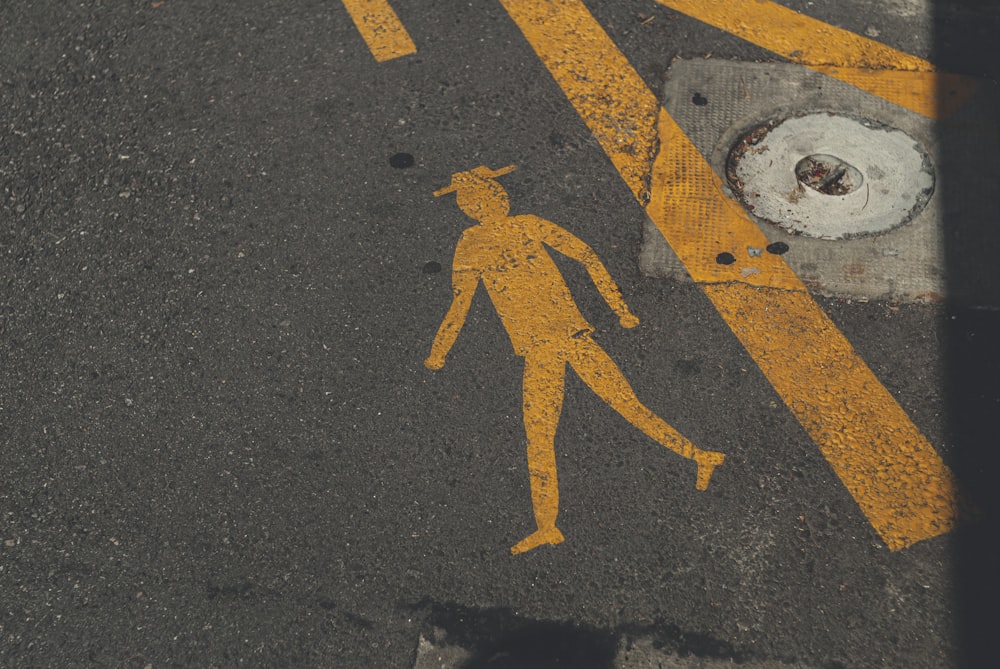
xmin=433 ymin=164 xmax=517 ymax=197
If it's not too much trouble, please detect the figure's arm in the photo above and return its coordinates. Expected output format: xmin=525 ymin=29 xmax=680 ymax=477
xmin=535 ymin=217 xmax=639 ymax=328
xmin=425 ymin=241 xmax=480 ymax=369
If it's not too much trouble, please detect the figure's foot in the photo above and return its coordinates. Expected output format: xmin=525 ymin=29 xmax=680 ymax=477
xmin=693 ymin=449 xmax=726 ymax=491
xmin=510 ymin=527 xmax=565 ymax=555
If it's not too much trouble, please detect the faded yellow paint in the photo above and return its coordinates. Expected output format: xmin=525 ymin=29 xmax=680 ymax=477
xmin=812 ymin=67 xmax=975 ymax=119
xmin=426 ymin=165 xmax=725 ymax=555
xmin=702 ymin=284 xmax=958 ymax=549
xmin=341 ymin=0 xmax=416 ymax=62
xmin=494 ymin=0 xmax=661 ymax=203
xmin=501 ymin=0 xmax=959 ymax=549
xmin=655 ymin=0 xmax=977 ymax=119
xmin=647 ymin=108 xmax=801 ymax=289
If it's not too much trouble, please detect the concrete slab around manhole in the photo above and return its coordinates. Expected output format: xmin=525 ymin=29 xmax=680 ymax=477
xmin=639 ymin=59 xmax=999 ymax=304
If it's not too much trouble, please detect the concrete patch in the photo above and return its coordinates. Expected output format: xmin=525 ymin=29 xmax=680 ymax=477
xmin=640 ymin=59 xmax=997 ymax=303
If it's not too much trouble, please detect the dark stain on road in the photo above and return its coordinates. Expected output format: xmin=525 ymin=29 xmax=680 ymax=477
xmin=390 ymin=152 xmax=416 ymax=168
xmin=205 ymin=580 xmax=255 ymax=601
xmin=420 ymin=601 xmax=616 ymax=668
xmin=415 ymin=600 xmax=756 ymax=668
xmin=673 ymin=357 xmax=702 ymax=377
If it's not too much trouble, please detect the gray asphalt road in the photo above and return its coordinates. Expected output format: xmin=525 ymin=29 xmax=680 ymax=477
xmin=2 ymin=1 xmax=998 ymax=667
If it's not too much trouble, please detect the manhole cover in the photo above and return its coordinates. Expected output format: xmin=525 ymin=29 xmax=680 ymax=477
xmin=725 ymin=113 xmax=935 ymax=239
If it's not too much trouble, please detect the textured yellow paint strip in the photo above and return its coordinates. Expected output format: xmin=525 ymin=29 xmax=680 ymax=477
xmin=341 ymin=0 xmax=416 ymax=62
xmin=497 ymin=0 xmax=659 ymax=203
xmin=651 ymin=109 xmax=958 ymax=548
xmin=703 ymin=284 xmax=958 ymax=549
xmin=655 ymin=0 xmax=977 ymax=118
xmin=812 ymin=67 xmax=975 ymax=119
xmin=646 ymin=108 xmax=800 ymax=289
xmin=501 ymin=0 xmax=959 ymax=549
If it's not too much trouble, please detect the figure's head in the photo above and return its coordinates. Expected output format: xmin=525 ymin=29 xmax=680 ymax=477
xmin=434 ymin=165 xmax=515 ymax=223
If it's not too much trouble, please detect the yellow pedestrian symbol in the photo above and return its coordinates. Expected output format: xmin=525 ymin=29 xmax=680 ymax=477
xmin=426 ymin=165 xmax=726 ymax=555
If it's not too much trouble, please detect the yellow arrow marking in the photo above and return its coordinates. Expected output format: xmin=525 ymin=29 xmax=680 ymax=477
xmin=654 ymin=0 xmax=978 ymax=119
xmin=341 ymin=0 xmax=416 ymax=62
xmin=499 ymin=0 xmax=958 ymax=550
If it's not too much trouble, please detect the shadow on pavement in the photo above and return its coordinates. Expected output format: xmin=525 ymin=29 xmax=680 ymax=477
xmin=414 ymin=599 xmax=750 ymax=668
xmin=935 ymin=2 xmax=1000 ymax=667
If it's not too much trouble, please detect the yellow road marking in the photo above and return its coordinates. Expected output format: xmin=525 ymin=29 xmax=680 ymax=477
xmin=499 ymin=0 xmax=959 ymax=549
xmin=655 ymin=0 xmax=977 ymax=119
xmin=341 ymin=0 xmax=416 ymax=62
xmin=427 ymin=166 xmax=725 ymax=555
xmin=486 ymin=4 xmax=661 ymax=204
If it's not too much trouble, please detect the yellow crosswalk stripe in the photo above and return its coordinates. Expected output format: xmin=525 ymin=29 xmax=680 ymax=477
xmin=655 ymin=0 xmax=978 ymax=118
xmin=499 ymin=0 xmax=959 ymax=550
xmin=341 ymin=0 xmax=416 ymax=62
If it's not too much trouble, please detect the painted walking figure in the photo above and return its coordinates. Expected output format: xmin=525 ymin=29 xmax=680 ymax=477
xmin=425 ymin=165 xmax=726 ymax=555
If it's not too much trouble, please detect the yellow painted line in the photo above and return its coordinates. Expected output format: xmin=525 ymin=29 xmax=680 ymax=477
xmin=650 ymin=111 xmax=958 ymax=548
xmin=499 ymin=0 xmax=959 ymax=549
xmin=490 ymin=2 xmax=661 ymax=204
xmin=341 ymin=0 xmax=416 ymax=62
xmin=654 ymin=0 xmax=977 ymax=119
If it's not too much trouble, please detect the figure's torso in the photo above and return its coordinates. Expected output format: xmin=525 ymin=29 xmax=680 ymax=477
xmin=457 ymin=216 xmax=592 ymax=355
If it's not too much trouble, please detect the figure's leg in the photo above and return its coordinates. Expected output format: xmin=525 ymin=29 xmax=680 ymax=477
xmin=569 ymin=338 xmax=725 ymax=491
xmin=511 ymin=351 xmax=567 ymax=555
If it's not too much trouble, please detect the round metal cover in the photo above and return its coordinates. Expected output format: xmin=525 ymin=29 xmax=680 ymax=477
xmin=726 ymin=113 xmax=935 ymax=240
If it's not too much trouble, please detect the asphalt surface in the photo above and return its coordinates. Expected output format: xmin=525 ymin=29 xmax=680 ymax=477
xmin=2 ymin=1 xmax=999 ymax=667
